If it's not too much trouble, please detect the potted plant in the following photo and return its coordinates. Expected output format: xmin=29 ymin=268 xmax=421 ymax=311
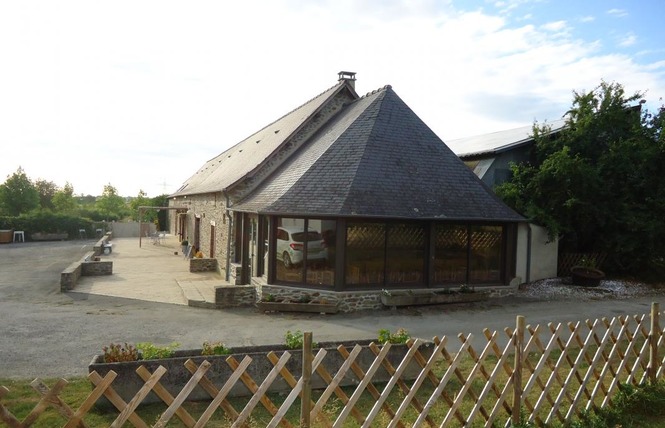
xmin=571 ymin=256 xmax=605 ymax=287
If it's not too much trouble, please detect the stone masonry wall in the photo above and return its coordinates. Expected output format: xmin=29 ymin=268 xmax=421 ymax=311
xmin=189 ymin=257 xmax=218 ymax=272
xmin=215 ymin=286 xmax=255 ymax=308
xmin=171 ymin=193 xmax=230 ymax=279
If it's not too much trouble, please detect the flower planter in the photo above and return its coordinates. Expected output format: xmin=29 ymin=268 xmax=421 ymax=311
xmin=89 ymin=339 xmax=433 ymax=407
xmin=257 ymin=300 xmax=339 ymax=314
xmin=381 ymin=290 xmax=490 ymax=307
xmin=571 ymin=266 xmax=605 ymax=287
xmin=31 ymin=232 xmax=68 ymax=241
xmin=0 ymin=230 xmax=13 ymax=244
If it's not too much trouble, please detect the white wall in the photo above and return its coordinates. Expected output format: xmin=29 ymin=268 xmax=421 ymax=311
xmin=516 ymin=223 xmax=558 ymax=283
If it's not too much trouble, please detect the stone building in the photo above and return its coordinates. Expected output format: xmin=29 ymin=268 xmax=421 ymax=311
xmin=169 ymin=72 xmax=555 ymax=311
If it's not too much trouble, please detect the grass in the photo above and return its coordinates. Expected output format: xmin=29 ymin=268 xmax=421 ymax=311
xmin=3 ymin=336 xmax=665 ymax=427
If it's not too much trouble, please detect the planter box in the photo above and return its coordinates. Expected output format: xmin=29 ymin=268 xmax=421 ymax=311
xmin=256 ymin=301 xmax=339 ymax=314
xmin=381 ymin=291 xmax=490 ymax=307
xmin=89 ymin=340 xmax=434 ymax=406
xmin=0 ymin=230 xmax=13 ymax=244
xmin=31 ymin=232 xmax=68 ymax=241
xmin=571 ymin=266 xmax=605 ymax=287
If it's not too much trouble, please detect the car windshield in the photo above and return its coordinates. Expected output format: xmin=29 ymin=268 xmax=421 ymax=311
xmin=291 ymin=231 xmax=322 ymax=242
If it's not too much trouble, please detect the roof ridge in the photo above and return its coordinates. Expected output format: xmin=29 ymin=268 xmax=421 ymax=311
xmin=358 ymin=84 xmax=392 ymax=100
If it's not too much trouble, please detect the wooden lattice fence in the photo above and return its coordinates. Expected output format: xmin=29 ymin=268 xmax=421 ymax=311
xmin=2 ymin=303 xmax=664 ymax=427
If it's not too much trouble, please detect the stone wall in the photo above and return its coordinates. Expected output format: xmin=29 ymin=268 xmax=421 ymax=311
xmin=82 ymin=260 xmax=113 ymax=276
xmin=189 ymin=257 xmax=218 ymax=272
xmin=255 ymin=281 xmax=383 ymax=312
xmin=60 ymin=248 xmax=114 ymax=291
xmin=170 ymin=193 xmax=230 ymax=279
xmin=215 ymin=285 xmax=255 ymax=308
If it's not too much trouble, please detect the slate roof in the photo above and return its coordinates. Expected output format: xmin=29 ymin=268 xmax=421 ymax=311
xmin=447 ymin=119 xmax=567 ymax=158
xmin=232 ymin=86 xmax=524 ymax=222
xmin=170 ymin=81 xmax=355 ymax=197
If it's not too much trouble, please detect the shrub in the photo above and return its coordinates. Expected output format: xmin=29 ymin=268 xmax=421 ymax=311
xmin=201 ymin=341 xmax=231 ymax=356
xmin=102 ymin=343 xmax=139 ymax=363
xmin=136 ymin=342 xmax=180 ymax=360
xmin=378 ymin=328 xmax=411 ymax=344
xmin=284 ymin=330 xmax=317 ymax=349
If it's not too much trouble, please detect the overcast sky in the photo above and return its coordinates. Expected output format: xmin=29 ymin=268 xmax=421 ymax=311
xmin=1 ymin=0 xmax=664 ymax=197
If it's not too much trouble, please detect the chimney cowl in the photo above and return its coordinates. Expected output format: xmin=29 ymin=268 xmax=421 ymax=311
xmin=338 ymin=71 xmax=356 ymax=90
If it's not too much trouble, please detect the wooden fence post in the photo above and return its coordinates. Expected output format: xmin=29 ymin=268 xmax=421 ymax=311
xmin=512 ymin=315 xmax=525 ymax=426
xmin=301 ymin=332 xmax=313 ymax=427
xmin=649 ymin=302 xmax=660 ymax=384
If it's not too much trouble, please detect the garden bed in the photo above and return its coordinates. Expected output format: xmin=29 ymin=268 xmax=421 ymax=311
xmin=88 ymin=339 xmax=433 ymax=406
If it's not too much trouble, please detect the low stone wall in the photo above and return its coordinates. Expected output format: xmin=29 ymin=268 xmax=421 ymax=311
xmin=189 ymin=257 xmax=217 ymax=272
xmin=215 ymin=285 xmax=255 ymax=308
xmin=82 ymin=260 xmax=113 ymax=276
xmin=60 ymin=252 xmax=93 ymax=291
xmin=93 ymin=232 xmax=112 ymax=255
xmin=256 ymin=282 xmax=383 ymax=312
xmin=60 ymin=246 xmax=113 ymax=291
xmin=250 ymin=279 xmax=516 ymax=313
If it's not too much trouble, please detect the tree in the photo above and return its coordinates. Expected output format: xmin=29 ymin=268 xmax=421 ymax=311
xmin=95 ymin=184 xmax=128 ymax=220
xmin=34 ymin=179 xmax=58 ymax=211
xmin=129 ymin=190 xmax=151 ymax=222
xmin=496 ymin=81 xmax=665 ymax=274
xmin=52 ymin=182 xmax=78 ymax=213
xmin=0 ymin=167 xmax=40 ymax=216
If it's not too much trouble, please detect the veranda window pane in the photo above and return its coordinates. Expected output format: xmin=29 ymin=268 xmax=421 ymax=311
xmin=345 ymin=223 xmax=385 ymax=285
xmin=305 ymin=219 xmax=336 ymax=286
xmin=386 ymin=223 xmax=425 ymax=285
xmin=469 ymin=225 xmax=503 ymax=283
xmin=433 ymin=224 xmax=468 ymax=284
xmin=275 ymin=218 xmax=305 ymax=283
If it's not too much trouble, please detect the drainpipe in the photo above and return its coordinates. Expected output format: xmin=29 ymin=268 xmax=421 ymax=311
xmin=225 ymin=193 xmax=232 ymax=282
xmin=526 ymin=223 xmax=532 ymax=283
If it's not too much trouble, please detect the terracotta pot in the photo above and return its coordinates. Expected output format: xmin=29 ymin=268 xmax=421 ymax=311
xmin=571 ymin=266 xmax=605 ymax=287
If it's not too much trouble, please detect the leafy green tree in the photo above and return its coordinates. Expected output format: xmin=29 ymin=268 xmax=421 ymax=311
xmin=496 ymin=81 xmax=665 ymax=274
xmin=129 ymin=189 xmax=151 ymax=222
xmin=34 ymin=179 xmax=58 ymax=211
xmin=0 ymin=167 xmax=40 ymax=216
xmin=95 ymin=184 xmax=128 ymax=220
xmin=52 ymin=182 xmax=78 ymax=213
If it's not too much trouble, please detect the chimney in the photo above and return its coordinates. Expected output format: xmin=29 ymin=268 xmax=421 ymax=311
xmin=338 ymin=71 xmax=356 ymax=90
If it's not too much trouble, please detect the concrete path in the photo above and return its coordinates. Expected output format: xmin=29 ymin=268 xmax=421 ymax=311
xmin=71 ymin=236 xmax=222 ymax=306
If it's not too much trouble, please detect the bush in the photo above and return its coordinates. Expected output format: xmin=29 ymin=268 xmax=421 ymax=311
xmin=0 ymin=212 xmax=93 ymax=240
xmin=136 ymin=342 xmax=180 ymax=360
xmin=201 ymin=341 xmax=231 ymax=356
xmin=378 ymin=328 xmax=411 ymax=344
xmin=102 ymin=343 xmax=139 ymax=363
xmin=284 ymin=330 xmax=317 ymax=349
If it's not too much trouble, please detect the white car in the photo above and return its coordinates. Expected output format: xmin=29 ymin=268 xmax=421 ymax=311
xmin=276 ymin=226 xmax=328 ymax=268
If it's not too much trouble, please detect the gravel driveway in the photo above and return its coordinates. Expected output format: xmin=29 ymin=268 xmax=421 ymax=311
xmin=1 ymin=240 xmax=662 ymax=380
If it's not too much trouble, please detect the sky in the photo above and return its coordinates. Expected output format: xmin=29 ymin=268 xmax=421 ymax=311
xmin=1 ymin=0 xmax=664 ymax=198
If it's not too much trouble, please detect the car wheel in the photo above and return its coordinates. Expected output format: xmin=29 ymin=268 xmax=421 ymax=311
xmin=283 ymin=252 xmax=293 ymax=269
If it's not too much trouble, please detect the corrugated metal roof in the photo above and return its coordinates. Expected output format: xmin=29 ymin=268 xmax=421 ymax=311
xmin=233 ymin=86 xmax=524 ymax=222
xmin=447 ymin=119 xmax=567 ymax=158
xmin=170 ymin=81 xmax=352 ymax=197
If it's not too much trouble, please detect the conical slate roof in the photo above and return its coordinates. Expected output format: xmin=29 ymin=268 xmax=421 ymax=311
xmin=233 ymin=86 xmax=524 ymax=222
